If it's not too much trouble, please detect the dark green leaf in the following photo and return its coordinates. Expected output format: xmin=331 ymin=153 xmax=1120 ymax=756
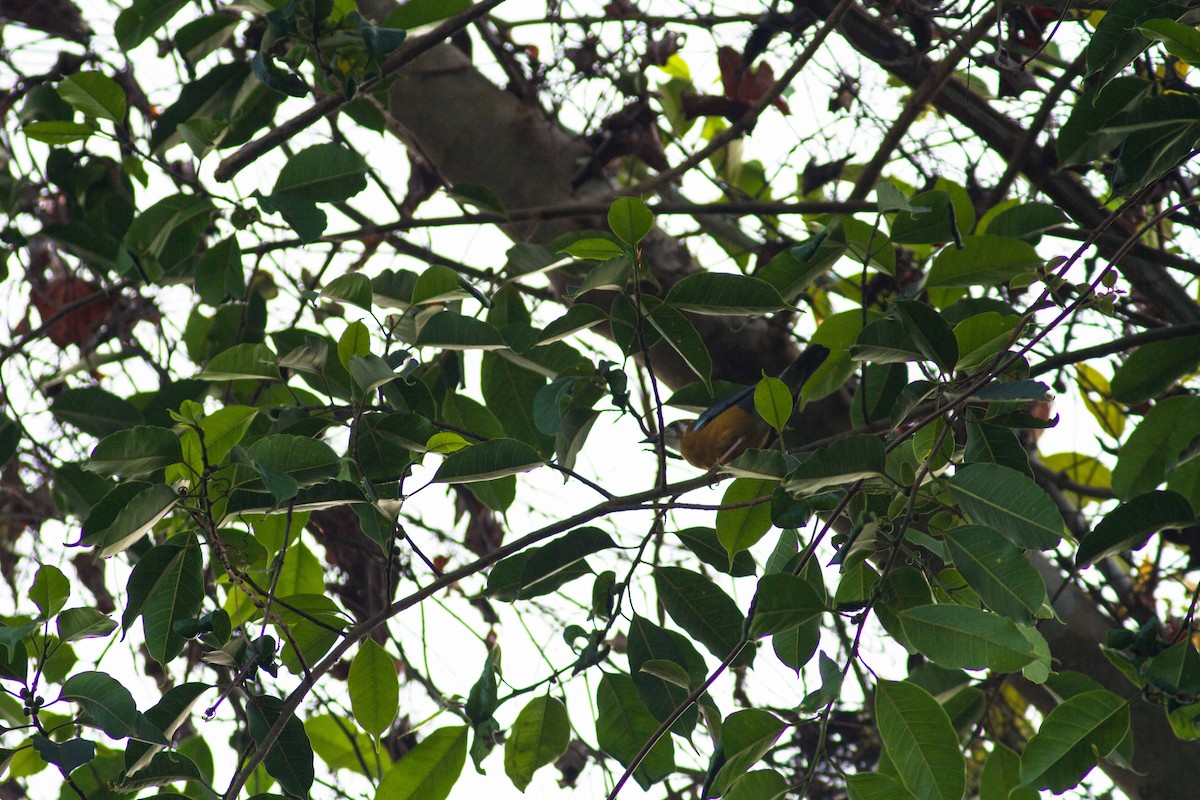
xmin=487 ymin=527 xmax=613 ymax=601
xmin=1077 ymin=490 xmax=1195 ymax=567
xmin=890 ymin=190 xmax=958 ymax=245
xmin=32 ymin=735 xmax=95 ymax=773
xmin=748 ymin=573 xmax=824 ymax=638
xmin=944 ymin=526 xmax=1046 ymax=622
xmin=504 ymin=696 xmax=569 ymax=791
xmin=782 ymin=434 xmax=887 ymax=495
xmin=875 ymin=680 xmax=965 ymax=800
xmin=674 ymin=527 xmax=756 ymax=577
xmin=247 ymin=695 xmax=314 ymax=797
xmin=1111 ymin=334 xmax=1200 ymax=404
xmin=709 ymin=709 xmax=787 ymax=796
xmin=895 ymin=301 xmax=957 ymax=371
xmin=899 ymin=605 xmax=1037 ymax=672
xmin=926 ymin=236 xmax=1042 ymax=287
xmin=115 ymin=0 xmax=190 ymax=51
xmin=61 ymin=671 xmax=153 ymax=742
xmin=272 ymin=143 xmax=367 ymax=202
xmin=85 ymin=426 xmax=181 ymax=477
xmin=596 ymin=673 xmax=675 ymax=789
xmin=58 ymin=73 xmax=126 ymax=122
xmin=655 ymin=566 xmax=749 ymax=666
xmin=416 ymin=311 xmax=507 ymax=350
xmin=433 ymin=438 xmax=542 ymax=483
xmin=948 ymin=463 xmax=1063 ymax=549
xmin=665 ymin=273 xmax=788 ymax=316
xmin=1019 ymin=690 xmax=1129 ymax=792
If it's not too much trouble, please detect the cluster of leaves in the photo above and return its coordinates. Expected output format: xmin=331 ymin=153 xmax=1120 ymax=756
xmin=4 ymin=1 xmax=1200 ymax=800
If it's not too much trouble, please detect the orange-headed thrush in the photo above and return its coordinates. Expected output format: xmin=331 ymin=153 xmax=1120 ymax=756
xmin=660 ymin=344 xmax=830 ymax=470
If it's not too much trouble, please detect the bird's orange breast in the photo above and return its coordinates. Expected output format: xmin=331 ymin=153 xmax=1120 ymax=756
xmin=678 ymin=406 xmax=771 ymax=470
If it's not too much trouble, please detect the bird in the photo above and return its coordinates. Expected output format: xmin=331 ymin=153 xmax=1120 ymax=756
xmin=659 ymin=344 xmax=831 ymax=470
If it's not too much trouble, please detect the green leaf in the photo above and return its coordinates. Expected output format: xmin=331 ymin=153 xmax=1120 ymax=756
xmin=1058 ymin=78 xmax=1151 ymax=168
xmin=608 ymin=197 xmax=654 ymax=245
xmin=1110 ymin=334 xmax=1200 ymax=404
xmin=560 ymin=238 xmax=626 ymax=261
xmin=1019 ymin=690 xmax=1129 ymax=792
xmin=85 ymin=426 xmax=181 ymax=478
xmin=338 ymin=320 xmax=371 ymax=370
xmin=851 ymin=318 xmax=925 ymax=364
xmin=118 ymin=751 xmax=202 ymax=790
xmin=1087 ymin=0 xmax=1188 ymax=89
xmin=646 ymin=300 xmax=712 ymax=389
xmin=22 ymin=120 xmax=94 ymax=144
xmin=258 ymin=192 xmax=326 ymax=241
xmin=412 ymin=264 xmax=474 ymax=306
xmin=56 ymin=608 xmax=117 ymax=643
xmin=595 ymin=673 xmax=675 ymax=789
xmin=1076 ymin=490 xmax=1195 ymax=567
xmin=664 ymin=273 xmax=788 ymax=316
xmin=982 ymin=202 xmax=1068 ymax=241
xmin=195 ymin=235 xmax=245 ymax=304
xmin=655 ymin=567 xmax=749 ymax=666
xmin=783 ymin=434 xmax=887 ymax=495
xmin=61 ymin=672 xmax=150 ymax=741
xmin=1146 ymin=639 xmax=1200 ymax=695
xmin=87 ymin=483 xmax=179 ymax=557
xmin=1138 ymin=17 xmax=1200 ymax=61
xmin=199 ymin=343 xmax=282 ymax=381
xmin=58 ymin=72 xmax=126 ymax=122
xmin=944 ymin=525 xmax=1046 ymax=622
xmin=349 ymin=640 xmax=399 ymax=736
xmin=537 ymin=304 xmax=606 ymax=344
xmin=895 ymin=301 xmax=957 ymax=372
xmin=247 ymin=695 xmax=314 ymax=797
xmin=875 ymin=681 xmax=964 ymax=800
xmin=1113 ymin=395 xmax=1200 ymax=499
xmin=245 ymin=434 xmax=341 ymax=489
xmin=122 ymin=534 xmax=204 ymax=663
xmin=748 ymin=573 xmax=825 ymax=638
xmin=504 ymin=695 xmax=569 ymax=791
xmin=724 ymin=767 xmax=792 ymax=800
xmin=926 ymin=235 xmax=1042 ymax=287
xmin=30 ymin=566 xmax=70 ymax=619
xmin=31 ymin=735 xmax=95 ymax=774
xmin=322 ymin=273 xmax=373 ymax=310
xmin=799 ymin=651 xmax=844 ymax=712
xmin=674 ymin=527 xmax=756 ymax=577
xmin=757 ymin=232 xmax=846 ymax=301
xmin=305 ymin=714 xmax=388 ymax=776
xmin=415 ymin=311 xmax=507 ymax=350
xmin=709 ymin=709 xmax=787 ymax=796
xmin=899 ymin=605 xmax=1037 ymax=672
xmin=386 ymin=0 xmax=471 ymax=29
xmin=627 ymin=615 xmax=705 ymax=736
xmin=376 ymin=725 xmax=467 ymax=800
xmin=433 ymin=438 xmax=542 ymax=483
xmin=979 ymin=744 xmax=1036 ymax=800
xmin=115 ymin=0 xmax=190 ymax=50
xmin=753 ymin=376 xmax=791 ymax=432
xmin=487 ymin=527 xmax=614 ymax=601
xmin=890 ymin=190 xmax=959 ymax=245
xmin=846 ymin=772 xmax=917 ymax=800
xmin=272 ymin=143 xmax=368 ymax=203
xmin=948 ymin=463 xmax=1063 ymax=549
xmin=124 ymin=193 xmax=215 ymax=275
xmin=716 ymin=478 xmax=775 ymax=563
